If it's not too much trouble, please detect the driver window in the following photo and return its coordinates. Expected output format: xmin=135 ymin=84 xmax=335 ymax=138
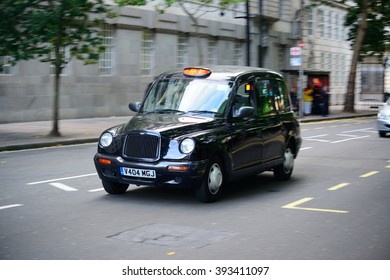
xmin=233 ymin=83 xmax=255 ymax=117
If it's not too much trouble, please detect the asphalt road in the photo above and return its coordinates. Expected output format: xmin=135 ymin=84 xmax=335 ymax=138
xmin=0 ymin=116 xmax=389 ymax=260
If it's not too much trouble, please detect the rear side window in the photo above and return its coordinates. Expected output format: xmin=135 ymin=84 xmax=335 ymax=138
xmin=275 ymin=80 xmax=291 ymax=113
xmin=254 ymin=79 xmax=275 ymax=115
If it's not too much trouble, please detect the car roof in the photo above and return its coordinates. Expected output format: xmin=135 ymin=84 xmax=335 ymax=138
xmin=155 ymin=65 xmax=284 ymax=81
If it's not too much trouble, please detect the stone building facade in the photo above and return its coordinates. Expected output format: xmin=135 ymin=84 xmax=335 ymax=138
xmin=0 ymin=0 xmax=367 ymax=123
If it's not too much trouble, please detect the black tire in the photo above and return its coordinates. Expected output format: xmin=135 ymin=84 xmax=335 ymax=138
xmin=379 ymin=131 xmax=387 ymax=137
xmin=273 ymin=146 xmax=294 ymax=181
xmin=102 ymin=180 xmax=129 ymax=194
xmin=195 ymin=157 xmax=224 ymax=203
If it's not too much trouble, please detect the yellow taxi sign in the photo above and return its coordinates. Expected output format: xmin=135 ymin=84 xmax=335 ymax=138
xmin=183 ymin=67 xmax=211 ymax=78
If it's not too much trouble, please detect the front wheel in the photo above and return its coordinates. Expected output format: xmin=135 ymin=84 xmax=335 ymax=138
xmin=195 ymin=157 xmax=224 ymax=203
xmin=273 ymin=146 xmax=294 ymax=180
xmin=102 ymin=180 xmax=129 ymax=194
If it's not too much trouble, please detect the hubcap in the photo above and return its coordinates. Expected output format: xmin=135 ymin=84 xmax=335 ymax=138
xmin=283 ymin=148 xmax=294 ymax=172
xmin=208 ymin=163 xmax=223 ymax=195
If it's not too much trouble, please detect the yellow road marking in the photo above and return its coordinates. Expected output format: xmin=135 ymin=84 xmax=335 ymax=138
xmin=385 ymin=165 xmax=390 ymax=168
xmin=360 ymin=171 xmax=379 ymax=178
xmin=328 ymin=183 xmax=350 ymax=191
xmin=282 ymin=197 xmax=349 ymax=214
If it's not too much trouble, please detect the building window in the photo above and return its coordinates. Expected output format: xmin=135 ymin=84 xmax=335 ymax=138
xmin=141 ymin=29 xmax=154 ymax=76
xmin=334 ymin=13 xmax=340 ymax=40
xmin=317 ymin=9 xmax=324 ymax=38
xmin=320 ymin=53 xmax=325 ymax=71
xmin=334 ymin=54 xmax=339 ymax=86
xmin=233 ymin=41 xmax=243 ymax=65
xmin=277 ymin=45 xmax=285 ymax=70
xmin=361 ymin=64 xmax=384 ymax=95
xmin=325 ymin=10 xmax=331 ymax=38
xmin=177 ymin=33 xmax=188 ymax=68
xmin=0 ymin=56 xmax=15 ymax=75
xmin=307 ymin=8 xmax=314 ymax=36
xmin=99 ymin=24 xmax=115 ymax=75
xmin=279 ymin=0 xmax=287 ymax=19
xmin=207 ymin=38 xmax=217 ymax=65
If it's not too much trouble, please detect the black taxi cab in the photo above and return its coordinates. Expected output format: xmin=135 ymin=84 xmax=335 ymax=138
xmin=94 ymin=66 xmax=302 ymax=202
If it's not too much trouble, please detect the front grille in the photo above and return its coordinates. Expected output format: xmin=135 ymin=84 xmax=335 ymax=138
xmin=123 ymin=131 xmax=160 ymax=161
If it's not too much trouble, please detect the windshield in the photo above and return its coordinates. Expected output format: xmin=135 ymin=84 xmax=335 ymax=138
xmin=141 ymin=78 xmax=233 ymax=115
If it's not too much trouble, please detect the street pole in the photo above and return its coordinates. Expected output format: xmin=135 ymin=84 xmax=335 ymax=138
xmin=258 ymin=0 xmax=263 ymax=67
xmin=299 ymin=54 xmax=304 ymax=118
xmin=246 ymin=0 xmax=250 ymax=66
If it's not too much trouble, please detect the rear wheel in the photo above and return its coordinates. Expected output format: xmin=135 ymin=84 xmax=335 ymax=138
xmin=195 ymin=157 xmax=224 ymax=203
xmin=273 ymin=146 xmax=294 ymax=180
xmin=102 ymin=180 xmax=129 ymax=194
xmin=379 ymin=131 xmax=387 ymax=137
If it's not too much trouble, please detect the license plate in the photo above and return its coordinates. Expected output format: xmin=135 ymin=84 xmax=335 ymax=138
xmin=120 ymin=167 xmax=156 ymax=178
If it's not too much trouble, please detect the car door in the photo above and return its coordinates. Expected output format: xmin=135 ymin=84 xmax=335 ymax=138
xmin=254 ymin=78 xmax=284 ymax=163
xmin=228 ymin=81 xmax=263 ymax=171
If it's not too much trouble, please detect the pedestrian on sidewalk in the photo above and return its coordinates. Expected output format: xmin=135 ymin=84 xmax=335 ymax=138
xmin=303 ymin=86 xmax=313 ymax=115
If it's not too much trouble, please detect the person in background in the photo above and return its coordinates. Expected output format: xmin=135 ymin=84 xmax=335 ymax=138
xmin=320 ymin=86 xmax=329 ymax=116
xmin=303 ymin=86 xmax=313 ymax=115
xmin=312 ymin=85 xmax=328 ymax=116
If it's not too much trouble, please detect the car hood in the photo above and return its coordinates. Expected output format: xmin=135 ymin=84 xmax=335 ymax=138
xmin=120 ymin=113 xmax=219 ymax=138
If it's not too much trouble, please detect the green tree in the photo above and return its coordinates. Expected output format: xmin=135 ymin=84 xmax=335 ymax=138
xmin=0 ymin=0 xmax=113 ymax=136
xmin=115 ymin=0 xmax=243 ymax=64
xmin=343 ymin=0 xmax=390 ymax=112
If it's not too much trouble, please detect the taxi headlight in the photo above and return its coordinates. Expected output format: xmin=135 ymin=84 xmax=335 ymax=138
xmin=99 ymin=132 xmax=113 ymax=148
xmin=179 ymin=138 xmax=195 ymax=154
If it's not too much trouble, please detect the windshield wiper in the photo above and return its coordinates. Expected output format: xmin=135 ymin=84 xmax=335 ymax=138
xmin=187 ymin=110 xmax=218 ymax=115
xmin=154 ymin=109 xmax=185 ymax=114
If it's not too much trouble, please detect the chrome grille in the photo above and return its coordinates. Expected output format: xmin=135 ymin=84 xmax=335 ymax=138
xmin=123 ymin=131 xmax=160 ymax=161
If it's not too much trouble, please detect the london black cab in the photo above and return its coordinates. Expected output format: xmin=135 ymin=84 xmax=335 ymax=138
xmin=94 ymin=66 xmax=302 ymax=202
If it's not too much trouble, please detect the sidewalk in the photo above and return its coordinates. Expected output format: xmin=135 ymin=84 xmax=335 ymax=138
xmin=0 ymin=109 xmax=378 ymax=152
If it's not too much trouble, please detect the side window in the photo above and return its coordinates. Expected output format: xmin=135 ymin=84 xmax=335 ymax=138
xmin=275 ymin=79 xmax=291 ymax=112
xmin=232 ymin=83 xmax=255 ymax=117
xmin=254 ymin=79 xmax=275 ymax=115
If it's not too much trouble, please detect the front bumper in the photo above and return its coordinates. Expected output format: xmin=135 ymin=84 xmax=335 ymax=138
xmin=94 ymin=153 xmax=208 ymax=189
xmin=377 ymin=118 xmax=390 ymax=132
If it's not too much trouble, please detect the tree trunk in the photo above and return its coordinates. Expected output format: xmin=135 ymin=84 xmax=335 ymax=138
xmin=343 ymin=0 xmax=368 ymax=113
xmin=49 ymin=66 xmax=61 ymax=137
xmin=49 ymin=29 xmax=62 ymax=137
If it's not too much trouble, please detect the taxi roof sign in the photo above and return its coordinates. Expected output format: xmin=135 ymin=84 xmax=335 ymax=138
xmin=183 ymin=67 xmax=212 ymax=78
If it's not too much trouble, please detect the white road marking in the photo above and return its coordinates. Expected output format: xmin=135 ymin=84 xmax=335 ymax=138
xmin=88 ymin=188 xmax=104 ymax=192
xmin=0 ymin=204 xmax=23 ymax=210
xmin=341 ymin=128 xmax=375 ymax=133
xmin=302 ymin=134 xmax=330 ymax=143
xmin=49 ymin=182 xmax=78 ymax=192
xmin=330 ymin=135 xmax=370 ymax=144
xmin=27 ymin=173 xmax=97 ymax=185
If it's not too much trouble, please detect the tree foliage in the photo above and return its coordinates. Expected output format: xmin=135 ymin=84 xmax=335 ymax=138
xmin=344 ymin=0 xmax=390 ymax=60
xmin=0 ymin=0 xmax=113 ymax=136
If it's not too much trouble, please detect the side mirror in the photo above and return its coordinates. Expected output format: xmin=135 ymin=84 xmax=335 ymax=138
xmin=236 ymin=106 xmax=255 ymax=118
xmin=129 ymin=102 xmax=141 ymax=112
